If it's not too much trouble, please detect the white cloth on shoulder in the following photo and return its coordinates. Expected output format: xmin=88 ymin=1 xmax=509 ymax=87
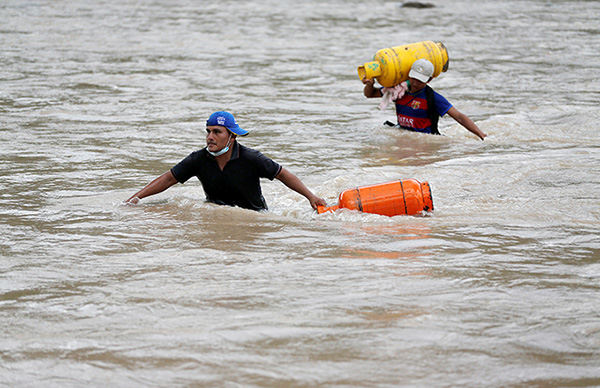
xmin=379 ymin=81 xmax=409 ymax=110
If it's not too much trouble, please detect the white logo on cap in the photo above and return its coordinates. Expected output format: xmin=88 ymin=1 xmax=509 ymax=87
xmin=217 ymin=116 xmax=226 ymax=125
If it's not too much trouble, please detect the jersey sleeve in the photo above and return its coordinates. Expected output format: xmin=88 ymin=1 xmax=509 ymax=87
xmin=433 ymin=90 xmax=453 ymax=117
xmin=254 ymin=152 xmax=282 ymax=180
xmin=170 ymin=152 xmax=198 ymax=183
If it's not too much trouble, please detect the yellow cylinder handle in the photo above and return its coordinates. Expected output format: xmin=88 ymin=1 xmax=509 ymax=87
xmin=357 ymin=61 xmax=383 ymax=81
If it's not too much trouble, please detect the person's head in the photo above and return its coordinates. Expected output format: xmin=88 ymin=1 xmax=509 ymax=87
xmin=206 ymin=111 xmax=248 ymax=137
xmin=205 ymin=111 xmax=248 ymax=156
xmin=408 ymin=59 xmax=434 ymax=91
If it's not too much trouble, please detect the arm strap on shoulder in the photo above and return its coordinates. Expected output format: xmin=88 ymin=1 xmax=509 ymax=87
xmin=425 ymin=85 xmax=440 ymax=135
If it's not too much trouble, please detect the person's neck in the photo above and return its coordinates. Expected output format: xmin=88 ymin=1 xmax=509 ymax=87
xmin=214 ymin=140 xmax=235 ymax=170
xmin=410 ymin=85 xmax=426 ymax=93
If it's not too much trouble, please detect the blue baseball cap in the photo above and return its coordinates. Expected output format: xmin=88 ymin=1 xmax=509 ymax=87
xmin=206 ymin=111 xmax=248 ymax=136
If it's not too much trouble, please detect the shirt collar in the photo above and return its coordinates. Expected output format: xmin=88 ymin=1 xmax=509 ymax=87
xmin=230 ymin=140 xmax=240 ymax=160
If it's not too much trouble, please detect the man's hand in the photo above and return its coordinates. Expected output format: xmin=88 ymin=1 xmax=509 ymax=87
xmin=308 ymin=195 xmax=327 ymax=211
xmin=362 ymin=77 xmax=375 ymax=86
xmin=124 ymin=196 xmax=140 ymax=205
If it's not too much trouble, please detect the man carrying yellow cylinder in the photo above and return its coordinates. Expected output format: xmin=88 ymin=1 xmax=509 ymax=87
xmin=360 ymin=41 xmax=487 ymax=141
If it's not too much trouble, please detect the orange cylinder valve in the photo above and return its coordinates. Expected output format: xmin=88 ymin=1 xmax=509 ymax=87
xmin=317 ymin=179 xmax=433 ymax=217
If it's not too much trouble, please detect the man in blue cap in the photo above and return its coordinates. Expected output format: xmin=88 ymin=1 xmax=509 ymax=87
xmin=125 ymin=111 xmax=326 ymax=211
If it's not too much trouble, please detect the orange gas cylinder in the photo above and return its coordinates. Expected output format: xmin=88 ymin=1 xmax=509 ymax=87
xmin=317 ymin=179 xmax=433 ymax=217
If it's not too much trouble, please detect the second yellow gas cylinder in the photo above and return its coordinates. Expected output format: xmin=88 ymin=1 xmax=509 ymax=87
xmin=357 ymin=41 xmax=449 ymax=87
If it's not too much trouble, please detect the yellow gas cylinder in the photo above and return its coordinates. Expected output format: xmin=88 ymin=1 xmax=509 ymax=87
xmin=317 ymin=179 xmax=434 ymax=217
xmin=357 ymin=41 xmax=449 ymax=87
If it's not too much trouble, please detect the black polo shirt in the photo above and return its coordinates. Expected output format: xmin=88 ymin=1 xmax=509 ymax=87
xmin=170 ymin=141 xmax=282 ymax=211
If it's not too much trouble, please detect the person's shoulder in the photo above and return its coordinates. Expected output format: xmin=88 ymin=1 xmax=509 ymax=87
xmin=238 ymin=143 xmax=278 ymax=165
xmin=427 ymin=85 xmax=446 ymax=98
xmin=430 ymin=87 xmax=451 ymax=104
xmin=426 ymin=86 xmax=452 ymax=113
xmin=180 ymin=148 xmax=208 ymax=162
xmin=190 ymin=148 xmax=208 ymax=157
xmin=238 ymin=143 xmax=263 ymax=158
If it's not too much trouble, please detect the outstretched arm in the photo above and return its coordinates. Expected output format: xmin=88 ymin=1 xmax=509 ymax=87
xmin=125 ymin=170 xmax=179 ymax=204
xmin=275 ymin=168 xmax=326 ymax=210
xmin=447 ymin=107 xmax=487 ymax=141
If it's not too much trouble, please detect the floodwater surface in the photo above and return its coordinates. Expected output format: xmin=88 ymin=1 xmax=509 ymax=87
xmin=1 ymin=0 xmax=599 ymax=387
